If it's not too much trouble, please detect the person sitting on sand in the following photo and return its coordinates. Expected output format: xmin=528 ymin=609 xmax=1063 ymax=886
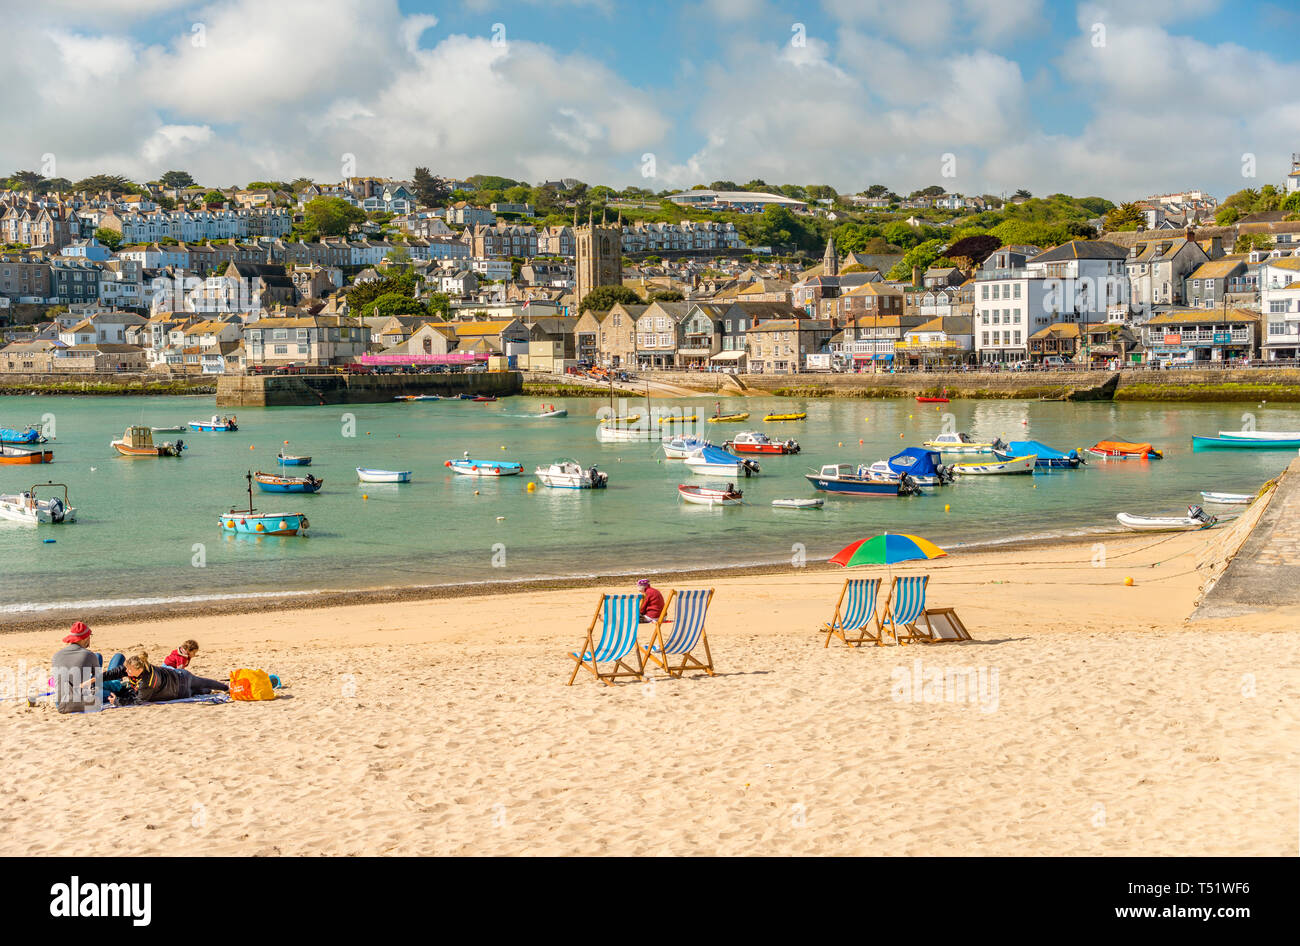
xmin=637 ymin=578 xmax=664 ymax=624
xmin=120 ymin=652 xmax=228 ymax=703
xmin=163 ymin=639 xmax=200 ymax=670
xmin=51 ymin=622 xmax=124 ymax=713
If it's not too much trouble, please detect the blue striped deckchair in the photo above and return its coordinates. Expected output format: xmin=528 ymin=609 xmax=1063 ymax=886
xmin=877 ymin=575 xmax=933 ymax=645
xmin=567 ymin=593 xmax=646 ymax=686
xmin=642 ymin=588 xmax=716 ymax=677
xmin=822 ymin=578 xmax=883 ymax=647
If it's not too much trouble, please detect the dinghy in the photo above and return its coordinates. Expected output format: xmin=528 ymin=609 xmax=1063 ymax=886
xmin=151 ymin=425 xmax=187 ymax=433
xmin=1199 ymin=491 xmax=1253 ymax=505
xmin=951 ymin=454 xmax=1036 ymax=475
xmin=596 ymin=424 xmax=644 ymax=443
xmin=657 ymin=413 xmax=698 ymax=424
xmin=254 ymin=471 xmax=323 ymax=493
xmin=1116 ymin=505 xmax=1216 ymax=532
xmin=706 ymin=412 xmax=750 ymax=423
xmin=915 ymin=396 xmax=949 ymax=404
xmin=277 ymin=453 xmax=312 ymax=466
xmin=356 ymin=468 xmax=412 ymax=483
xmin=772 ymin=497 xmax=823 ymax=509
xmin=0 ymin=483 xmax=76 ymax=524
xmin=0 ymin=445 xmax=53 ymax=464
xmin=1087 ymin=440 xmax=1162 ymax=459
xmin=0 ymin=425 xmax=47 ymax=446
xmin=684 ymin=445 xmax=760 ymax=477
xmin=678 ymin=484 xmax=743 ymax=506
xmin=923 ymin=432 xmax=1007 ymax=455
xmin=663 ymin=436 xmax=712 ymax=459
xmin=534 ymin=460 xmax=607 ymax=489
xmin=763 ymin=412 xmax=807 ymax=422
xmin=446 ymin=456 xmax=523 ymax=477
xmin=220 ymin=473 xmax=308 ymax=536
xmin=536 ymin=409 xmax=568 ymax=418
xmin=1217 ymin=430 xmax=1300 ymax=440
xmin=1193 ymin=435 xmax=1300 ymax=450
xmin=190 ymin=415 xmax=238 ymax=432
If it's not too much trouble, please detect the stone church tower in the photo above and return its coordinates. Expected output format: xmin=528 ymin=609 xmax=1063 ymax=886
xmin=575 ymin=210 xmax=623 ymax=307
xmin=822 ymin=235 xmax=838 ymax=277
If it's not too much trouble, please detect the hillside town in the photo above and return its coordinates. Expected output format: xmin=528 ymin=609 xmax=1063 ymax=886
xmin=3 ymin=156 xmax=1300 ymax=378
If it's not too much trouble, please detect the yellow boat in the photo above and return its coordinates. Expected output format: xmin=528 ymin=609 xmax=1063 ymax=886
xmin=764 ymin=412 xmax=807 ymax=422
xmin=707 ymin=412 xmax=750 ymax=423
xmin=657 ymin=414 xmax=698 ymax=424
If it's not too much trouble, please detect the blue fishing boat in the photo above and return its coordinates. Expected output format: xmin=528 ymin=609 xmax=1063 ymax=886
xmin=219 ymin=473 xmax=310 ymax=535
xmin=0 ymin=425 xmax=47 ymax=445
xmin=254 ymin=471 xmax=323 ymax=493
xmin=277 ymin=453 xmax=312 ymax=466
xmin=446 ymin=455 xmax=523 ymax=476
xmin=805 ymin=464 xmax=923 ymax=497
xmin=190 ymin=415 xmax=238 ymax=432
xmin=1193 ymin=435 xmax=1300 ymax=450
xmin=993 ymin=440 xmax=1083 ymax=468
xmin=866 ymin=447 xmax=952 ymax=485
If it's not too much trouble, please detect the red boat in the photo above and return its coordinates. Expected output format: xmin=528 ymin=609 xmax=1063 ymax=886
xmin=724 ymin=431 xmax=800 ymax=455
xmin=1086 ymin=440 xmax=1163 ymax=460
xmin=916 ymin=397 xmax=950 ymax=403
xmin=472 ymin=395 xmax=498 ymax=402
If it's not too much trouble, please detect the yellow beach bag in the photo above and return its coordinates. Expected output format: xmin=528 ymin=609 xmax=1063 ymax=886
xmin=229 ymin=668 xmax=276 ymax=701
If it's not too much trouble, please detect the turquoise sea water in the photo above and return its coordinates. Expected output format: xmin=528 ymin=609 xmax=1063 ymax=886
xmin=1 ymin=392 xmax=1295 ymax=614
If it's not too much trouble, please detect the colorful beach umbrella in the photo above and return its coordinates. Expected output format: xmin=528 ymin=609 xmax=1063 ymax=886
xmin=829 ymin=533 xmax=947 ymax=568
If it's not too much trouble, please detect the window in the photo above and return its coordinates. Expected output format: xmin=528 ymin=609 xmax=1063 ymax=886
xmin=274 ymin=345 xmax=288 ymax=355
xmin=1013 ymin=284 xmax=1021 ymax=299
xmin=1014 ymin=332 xmax=1022 ymax=344
xmin=1270 ymin=301 xmax=1287 ymax=313
xmin=981 ymin=285 xmax=989 ymax=300
xmin=992 ymin=312 xmax=1000 ymax=325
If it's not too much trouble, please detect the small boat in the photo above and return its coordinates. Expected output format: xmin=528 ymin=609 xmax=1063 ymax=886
xmin=446 ymin=456 xmax=523 ymax=477
xmin=411 ymin=395 xmax=441 ymax=401
xmin=600 ymin=414 xmax=641 ymax=425
xmin=0 ymin=445 xmax=53 ymax=464
xmin=534 ymin=459 xmax=608 ymax=489
xmin=993 ymin=440 xmax=1082 ymax=469
xmin=1193 ymin=435 xmax=1300 ymax=450
xmin=393 ymin=395 xmax=418 ymax=401
xmin=1087 ymin=440 xmax=1162 ymax=460
xmin=472 ymin=395 xmax=498 ymax=403
xmin=772 ymin=497 xmax=823 ymax=509
xmin=678 ymin=484 xmax=743 ymax=506
xmin=151 ymin=425 xmax=187 ymax=433
xmin=457 ymin=393 xmax=475 ymax=400
xmin=596 ymin=425 xmax=644 ymax=443
xmin=277 ymin=453 xmax=312 ymax=466
xmin=915 ymin=396 xmax=949 ymax=404
xmin=951 ymin=454 xmax=1036 ymax=475
xmin=763 ymin=412 xmax=807 ymax=422
xmin=357 ymin=468 xmax=412 ymax=483
xmin=657 ymin=413 xmax=698 ymax=424
xmin=1200 ymin=491 xmax=1253 ymax=505
xmin=1116 ymin=505 xmax=1216 ymax=533
xmin=663 ymin=436 xmax=712 ymax=459
xmin=190 ymin=415 xmax=238 ymax=432
xmin=0 ymin=482 xmax=76 ymax=524
xmin=536 ymin=409 xmax=568 ymax=418
xmin=220 ymin=473 xmax=308 ymax=536
xmin=923 ymin=432 xmax=1007 ymax=455
xmin=866 ymin=447 xmax=952 ymax=486
xmin=111 ymin=425 xmax=184 ymax=458
xmin=805 ymin=464 xmax=922 ymax=497
xmin=684 ymin=445 xmax=760 ymax=478
xmin=725 ymin=430 xmax=799 ymax=455
xmin=254 ymin=471 xmax=323 ymax=493
xmin=707 ymin=412 xmax=750 ymax=423
xmin=0 ymin=425 xmax=47 ymax=446
xmin=1218 ymin=430 xmax=1300 ymax=440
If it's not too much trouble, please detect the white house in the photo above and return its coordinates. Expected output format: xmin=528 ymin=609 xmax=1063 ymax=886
xmin=1260 ymin=257 xmax=1300 ymax=360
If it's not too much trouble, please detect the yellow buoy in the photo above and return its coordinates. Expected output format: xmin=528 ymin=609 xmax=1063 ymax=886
xmin=526 ymin=482 xmax=536 ymax=492
xmin=249 ymin=445 xmax=254 ymax=450
xmin=362 ymin=494 xmax=368 ymax=500
xmin=837 ymin=441 xmax=843 ymax=447
xmin=944 ymin=504 xmax=950 ymax=512
xmin=474 ymin=490 xmax=480 ymax=495
xmin=500 ymin=445 xmax=506 ymax=450
xmin=1124 ymin=576 xmax=1134 ymax=586
xmin=899 ymin=433 xmax=905 ymax=438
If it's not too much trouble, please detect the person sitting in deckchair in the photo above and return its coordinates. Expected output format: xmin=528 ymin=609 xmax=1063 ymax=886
xmin=637 ymin=578 xmax=664 ymax=624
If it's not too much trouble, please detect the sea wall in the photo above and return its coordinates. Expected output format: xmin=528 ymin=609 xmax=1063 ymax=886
xmin=0 ymin=373 xmax=215 ymax=396
xmin=216 ymin=370 xmax=523 ymax=407
xmin=626 ymin=368 xmax=1300 ymax=402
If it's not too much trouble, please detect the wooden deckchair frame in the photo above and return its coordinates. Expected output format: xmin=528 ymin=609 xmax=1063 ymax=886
xmin=822 ymin=577 xmax=885 ymax=647
xmin=567 ymin=594 xmax=647 ymax=686
xmin=877 ymin=575 xmax=934 ymax=646
xmin=907 ymin=606 xmax=973 ymax=643
xmin=643 ymin=588 xmax=716 ymax=677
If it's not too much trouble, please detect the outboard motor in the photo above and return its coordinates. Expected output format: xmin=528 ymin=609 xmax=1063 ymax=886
xmin=898 ymin=473 xmax=920 ymax=496
xmin=742 ymin=458 xmax=760 ymax=477
xmin=48 ymin=497 xmax=65 ymax=523
xmin=992 ymin=437 xmax=1008 ymax=452
xmin=1188 ymin=504 xmax=1213 ymax=524
xmin=786 ymin=440 xmax=801 ymax=455
xmin=937 ymin=463 xmax=955 ymax=485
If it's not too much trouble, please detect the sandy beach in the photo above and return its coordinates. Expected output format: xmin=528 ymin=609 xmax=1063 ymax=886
xmin=1 ymin=528 xmax=1296 ymax=857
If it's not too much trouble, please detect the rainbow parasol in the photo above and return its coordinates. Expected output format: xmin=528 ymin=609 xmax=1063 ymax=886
xmin=828 ymin=533 xmax=947 ymax=568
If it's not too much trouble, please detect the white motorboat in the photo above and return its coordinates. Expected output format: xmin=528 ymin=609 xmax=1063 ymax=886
xmin=923 ymin=432 xmax=1008 ymax=455
xmin=0 ymin=483 xmax=77 ymax=524
xmin=772 ymin=498 xmax=824 ymax=509
xmin=356 ymin=468 xmax=412 ymax=483
xmin=1217 ymin=430 xmax=1300 ymax=440
xmin=536 ymin=409 xmax=568 ymax=418
xmin=678 ymin=484 xmax=743 ymax=506
xmin=683 ymin=445 xmax=759 ymax=478
xmin=151 ymin=425 xmax=187 ymax=433
xmin=663 ymin=436 xmax=712 ymax=459
xmin=1199 ymin=491 xmax=1253 ymax=505
xmin=534 ymin=459 xmax=608 ymax=489
xmin=951 ymin=454 xmax=1036 ymax=475
xmin=1116 ymin=505 xmax=1217 ymax=532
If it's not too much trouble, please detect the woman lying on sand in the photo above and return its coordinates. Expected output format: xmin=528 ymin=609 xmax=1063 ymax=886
xmin=106 ymin=652 xmax=229 ymax=703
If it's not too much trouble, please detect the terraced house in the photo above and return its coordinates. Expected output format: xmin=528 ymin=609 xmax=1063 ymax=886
xmin=243 ymin=315 xmax=370 ymax=367
xmin=467 ymin=222 xmax=538 ymax=258
xmin=746 ymin=318 xmax=833 ymax=374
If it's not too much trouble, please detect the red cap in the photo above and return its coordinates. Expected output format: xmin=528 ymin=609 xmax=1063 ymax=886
xmin=63 ymin=621 xmax=92 ymax=644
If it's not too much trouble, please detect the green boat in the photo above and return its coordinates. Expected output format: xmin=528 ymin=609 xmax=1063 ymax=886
xmin=1192 ymin=435 xmax=1300 ymax=450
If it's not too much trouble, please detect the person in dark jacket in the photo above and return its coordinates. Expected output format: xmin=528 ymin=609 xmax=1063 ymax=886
xmin=120 ymin=653 xmax=227 ymax=702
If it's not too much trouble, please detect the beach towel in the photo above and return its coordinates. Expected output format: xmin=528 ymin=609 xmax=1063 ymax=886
xmin=229 ymin=668 xmax=276 ymax=701
xmin=107 ymin=694 xmax=231 ymax=710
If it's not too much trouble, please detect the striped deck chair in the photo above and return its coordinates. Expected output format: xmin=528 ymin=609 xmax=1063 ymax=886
xmin=642 ymin=588 xmax=715 ymax=677
xmin=877 ymin=575 xmax=933 ymax=645
xmin=567 ymin=593 xmax=646 ymax=686
xmin=822 ymin=578 xmax=883 ymax=647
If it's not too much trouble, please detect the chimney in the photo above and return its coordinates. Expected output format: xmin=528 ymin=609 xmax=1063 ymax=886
xmin=1185 ymin=226 xmax=1196 ymax=243
xmin=912 ymin=266 xmax=921 ymax=287
xmin=1209 ymin=236 xmax=1223 ymax=258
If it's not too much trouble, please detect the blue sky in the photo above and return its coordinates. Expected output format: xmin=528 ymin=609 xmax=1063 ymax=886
xmin=3 ymin=0 xmax=1298 ymax=200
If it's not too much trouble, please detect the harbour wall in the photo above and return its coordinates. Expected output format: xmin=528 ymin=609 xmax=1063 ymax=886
xmin=216 ymin=370 xmax=524 ymax=407
xmin=0 ymin=373 xmax=215 ymax=396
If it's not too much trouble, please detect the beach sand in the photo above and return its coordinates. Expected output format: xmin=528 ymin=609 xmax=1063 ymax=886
xmin=1 ymin=530 xmax=1296 ymax=856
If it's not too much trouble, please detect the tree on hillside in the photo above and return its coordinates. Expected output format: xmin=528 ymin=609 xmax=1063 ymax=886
xmin=1215 ymin=206 xmax=1241 ymax=226
xmin=6 ymin=170 xmax=45 ymax=191
xmin=367 ymin=292 xmax=428 ymax=319
xmin=709 ymin=180 xmax=739 ymax=191
xmin=1235 ymin=232 xmax=1273 ymax=253
xmin=413 ymin=167 xmax=452 ymax=208
xmin=200 ymin=189 xmax=227 ymax=205
xmin=1283 ymin=192 xmax=1300 ymax=214
xmin=888 ymin=239 xmax=951 ymax=282
xmin=578 ymin=285 xmax=643 ymax=314
xmin=159 ymin=170 xmax=195 ymax=189
xmin=648 ymin=289 xmax=684 ymax=303
xmin=942 ymin=234 xmax=1001 ymax=269
xmin=304 ymin=196 xmax=365 ymax=236
xmin=93 ymin=227 xmax=123 ymax=251
xmin=910 ymin=184 xmax=945 ymax=199
xmin=1102 ymin=202 xmax=1145 ymax=232
xmin=863 ymin=184 xmax=890 ymax=198
xmin=74 ymin=174 xmax=138 ymax=194
xmin=291 ymin=177 xmax=315 ymax=191
xmin=426 ymin=292 xmax=452 ymax=319
xmin=1013 ymin=189 xmax=1032 ymax=199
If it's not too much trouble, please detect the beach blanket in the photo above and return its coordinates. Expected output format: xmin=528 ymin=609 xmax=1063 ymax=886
xmin=108 ymin=693 xmax=231 ymax=710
